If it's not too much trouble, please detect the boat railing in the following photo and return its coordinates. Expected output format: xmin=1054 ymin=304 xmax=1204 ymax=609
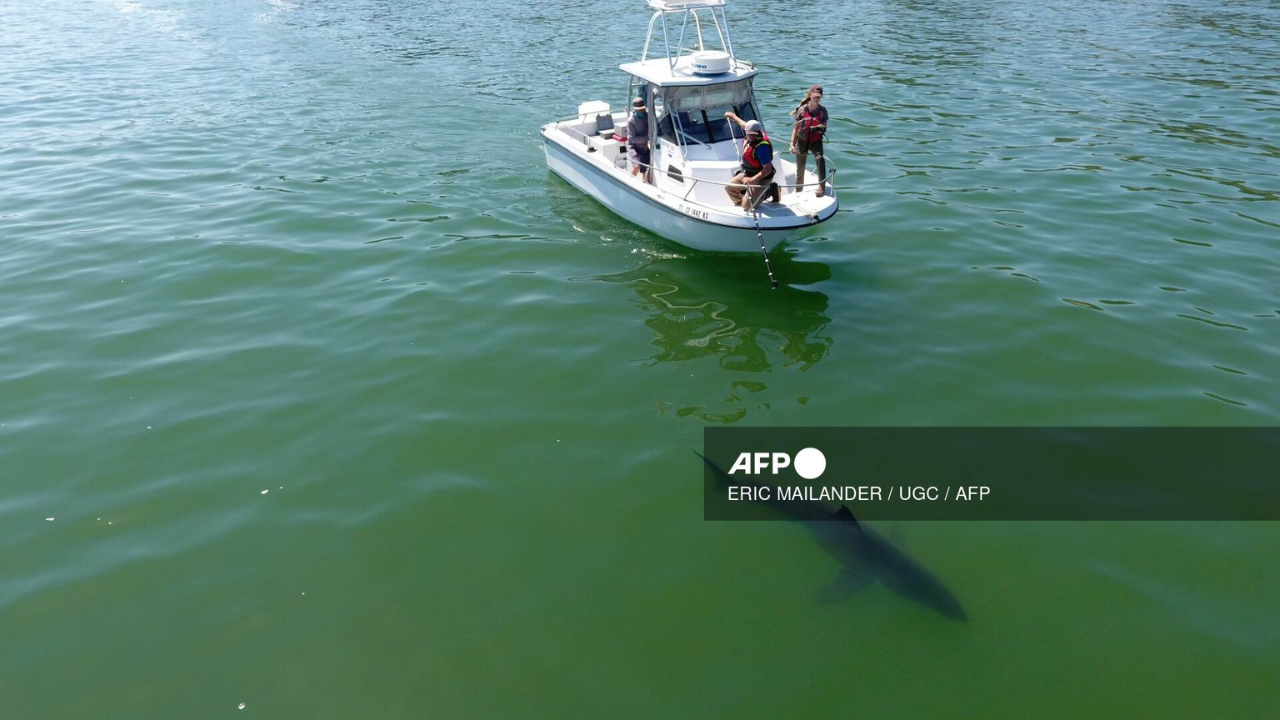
xmin=669 ymin=164 xmax=839 ymax=204
xmin=553 ymin=117 xmax=609 ymax=147
xmin=548 ymin=115 xmax=838 ymax=212
xmin=632 ymin=158 xmax=838 ymax=211
xmin=554 ymin=113 xmax=716 ymax=153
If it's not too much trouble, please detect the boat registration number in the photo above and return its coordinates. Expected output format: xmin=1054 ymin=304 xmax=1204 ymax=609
xmin=677 ymin=203 xmax=709 ymax=220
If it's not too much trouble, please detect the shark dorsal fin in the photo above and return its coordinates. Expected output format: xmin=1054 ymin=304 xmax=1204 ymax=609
xmin=834 ymin=505 xmax=863 ymax=531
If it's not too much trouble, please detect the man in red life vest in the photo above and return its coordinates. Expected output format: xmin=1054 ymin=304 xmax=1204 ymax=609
xmin=789 ymin=84 xmax=828 ymax=197
xmin=723 ymin=114 xmax=781 ymax=211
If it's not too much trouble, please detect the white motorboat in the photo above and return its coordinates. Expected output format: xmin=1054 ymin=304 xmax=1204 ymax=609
xmin=540 ymin=0 xmax=838 ymax=255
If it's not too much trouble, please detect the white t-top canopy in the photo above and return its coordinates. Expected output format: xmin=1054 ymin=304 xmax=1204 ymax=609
xmin=647 ymin=0 xmax=725 ymax=10
xmin=620 ymin=56 xmax=757 ymax=88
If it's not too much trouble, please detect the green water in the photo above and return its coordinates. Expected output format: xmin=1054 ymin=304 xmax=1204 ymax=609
xmin=2 ymin=0 xmax=1279 ymax=716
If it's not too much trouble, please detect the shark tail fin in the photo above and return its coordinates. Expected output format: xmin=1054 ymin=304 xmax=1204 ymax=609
xmin=834 ymin=505 xmax=863 ymax=532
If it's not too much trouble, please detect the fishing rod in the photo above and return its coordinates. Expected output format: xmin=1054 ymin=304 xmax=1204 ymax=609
xmin=726 ymin=118 xmax=777 ymax=290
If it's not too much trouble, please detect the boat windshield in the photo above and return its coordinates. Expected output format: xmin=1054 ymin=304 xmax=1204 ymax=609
xmin=655 ymin=80 xmax=759 ymax=147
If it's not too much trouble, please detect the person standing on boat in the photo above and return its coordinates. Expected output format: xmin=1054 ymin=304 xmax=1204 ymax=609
xmin=723 ymin=114 xmax=780 ymax=211
xmin=789 ymin=85 xmax=828 ymax=196
xmin=626 ymin=97 xmax=651 ymax=184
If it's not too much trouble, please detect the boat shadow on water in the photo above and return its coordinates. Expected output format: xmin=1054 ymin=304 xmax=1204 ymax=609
xmin=596 ymin=253 xmax=833 ymax=372
xmin=589 ymin=252 xmax=834 ymax=424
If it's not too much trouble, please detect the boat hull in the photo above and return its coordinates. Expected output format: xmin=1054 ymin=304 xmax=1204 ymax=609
xmin=543 ymin=134 xmax=807 ymax=253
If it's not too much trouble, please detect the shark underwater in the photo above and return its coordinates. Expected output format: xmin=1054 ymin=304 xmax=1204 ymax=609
xmin=698 ymin=452 xmax=968 ymax=621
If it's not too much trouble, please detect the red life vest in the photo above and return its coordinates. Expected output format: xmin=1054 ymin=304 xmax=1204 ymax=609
xmin=797 ymin=104 xmax=825 ymax=142
xmin=741 ymin=133 xmax=774 ymax=173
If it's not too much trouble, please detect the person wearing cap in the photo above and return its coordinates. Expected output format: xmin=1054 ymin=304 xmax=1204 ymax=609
xmin=723 ymin=112 xmax=780 ymax=211
xmin=789 ymin=85 xmax=829 ymax=196
xmin=626 ymin=96 xmax=651 ymax=183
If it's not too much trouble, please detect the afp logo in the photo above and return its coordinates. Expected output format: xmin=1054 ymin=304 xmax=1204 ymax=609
xmin=728 ymin=447 xmax=826 ymax=480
